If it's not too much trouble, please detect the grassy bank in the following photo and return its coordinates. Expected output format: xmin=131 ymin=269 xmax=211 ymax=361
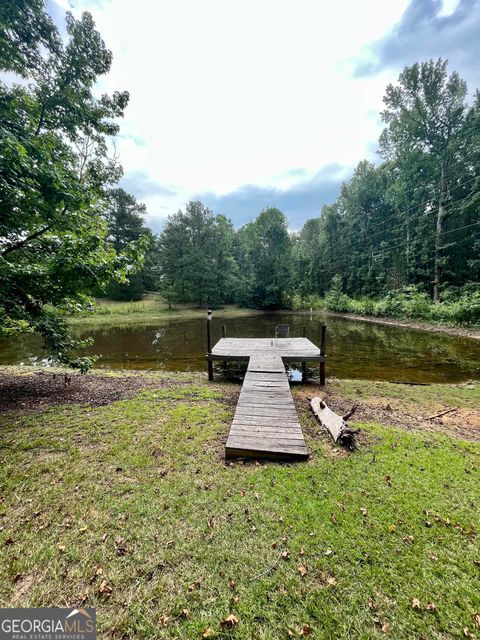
xmin=68 ymin=296 xmax=262 ymax=326
xmin=293 ymin=285 xmax=480 ymax=329
xmin=0 ymin=368 xmax=479 ymax=639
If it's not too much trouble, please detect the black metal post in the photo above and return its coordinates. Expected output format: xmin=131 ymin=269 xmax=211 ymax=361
xmin=302 ymin=324 xmax=307 ymax=337
xmin=207 ymin=310 xmax=213 ymax=381
xmin=320 ymin=324 xmax=326 ymax=386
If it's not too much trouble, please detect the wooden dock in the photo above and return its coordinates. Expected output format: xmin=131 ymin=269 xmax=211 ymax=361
xmin=208 ymin=336 xmax=325 ymax=460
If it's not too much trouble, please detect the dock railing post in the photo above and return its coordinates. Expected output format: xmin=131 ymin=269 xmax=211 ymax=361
xmin=207 ymin=310 xmax=213 ymax=381
xmin=222 ymin=324 xmax=227 ymax=373
xmin=320 ymin=325 xmax=326 ymax=386
xmin=302 ymin=324 xmax=307 ymax=381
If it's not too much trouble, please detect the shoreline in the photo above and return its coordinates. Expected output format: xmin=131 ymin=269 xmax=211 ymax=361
xmin=67 ymin=299 xmax=480 ymax=340
xmin=322 ymin=310 xmax=480 ymax=340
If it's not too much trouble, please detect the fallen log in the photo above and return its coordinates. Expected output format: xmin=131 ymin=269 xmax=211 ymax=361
xmin=310 ymin=398 xmax=359 ymax=449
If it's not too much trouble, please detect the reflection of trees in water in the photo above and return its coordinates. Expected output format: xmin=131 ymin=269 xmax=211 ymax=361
xmin=0 ymin=334 xmax=45 ymax=365
xmin=2 ymin=314 xmax=480 ymax=380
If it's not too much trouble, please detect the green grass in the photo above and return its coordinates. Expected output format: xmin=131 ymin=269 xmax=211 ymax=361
xmin=68 ymin=295 xmax=263 ymax=326
xmin=0 ymin=373 xmax=479 ymax=639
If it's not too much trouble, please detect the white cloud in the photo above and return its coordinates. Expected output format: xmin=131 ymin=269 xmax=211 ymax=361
xmin=50 ymin=0 xmax=420 ymax=226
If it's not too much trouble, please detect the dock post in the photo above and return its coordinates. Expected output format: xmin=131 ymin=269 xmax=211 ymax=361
xmin=301 ymin=325 xmax=307 ymax=381
xmin=222 ymin=325 xmax=227 ymax=373
xmin=319 ymin=325 xmax=326 ymax=386
xmin=207 ymin=310 xmax=213 ymax=381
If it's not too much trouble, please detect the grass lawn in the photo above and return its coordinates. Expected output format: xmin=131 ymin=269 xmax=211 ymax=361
xmin=0 ymin=369 xmax=479 ymax=639
xmin=68 ymin=295 xmax=263 ymax=326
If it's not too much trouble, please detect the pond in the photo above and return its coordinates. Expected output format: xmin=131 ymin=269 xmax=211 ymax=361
xmin=1 ymin=312 xmax=479 ymax=383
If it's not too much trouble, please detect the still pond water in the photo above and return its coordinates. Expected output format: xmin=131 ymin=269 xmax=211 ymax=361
xmin=1 ymin=313 xmax=479 ymax=383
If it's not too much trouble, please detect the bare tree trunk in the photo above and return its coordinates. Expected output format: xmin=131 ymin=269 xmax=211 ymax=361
xmin=433 ymin=163 xmax=448 ymax=303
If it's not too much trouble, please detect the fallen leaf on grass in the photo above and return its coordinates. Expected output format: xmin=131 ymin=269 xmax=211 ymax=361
xmin=425 ymin=602 xmax=436 ymax=612
xmin=381 ymin=622 xmax=390 ymax=634
xmin=411 ymin=598 xmax=421 ymax=610
xmin=271 ymin=541 xmax=277 ymax=548
xmin=388 ymin=525 xmax=396 ymax=533
xmin=299 ymin=623 xmax=311 ymax=636
xmin=360 ymin=508 xmax=368 ymax=517
xmin=228 ymin=580 xmax=236 ymax=591
xmin=326 ymin=576 xmax=337 ymax=587
xmin=472 ymin=613 xmax=480 ymax=629
xmin=299 ymin=547 xmax=305 ymax=556
xmin=403 ymin=535 xmax=414 ymax=545
xmin=188 ymin=580 xmax=201 ymax=592
xmin=298 ymin=563 xmax=308 ymax=577
xmin=286 ymin=629 xmax=294 ymax=638
xmin=281 ymin=550 xmax=290 ymax=560
xmin=220 ymin=614 xmax=238 ymax=629
xmin=159 ymin=615 xmax=170 ymax=627
xmin=324 ymin=549 xmax=333 ymax=556
xmin=202 ymin=628 xmax=213 ymax=638
xmin=98 ymin=580 xmax=112 ymax=596
xmin=57 ymin=544 xmax=66 ymax=552
xmin=463 ymin=628 xmax=473 ymax=638
xmin=331 ymin=513 xmax=337 ymax=525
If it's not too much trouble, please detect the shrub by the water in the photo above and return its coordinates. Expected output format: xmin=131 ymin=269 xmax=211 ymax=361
xmin=294 ymin=279 xmax=480 ymax=326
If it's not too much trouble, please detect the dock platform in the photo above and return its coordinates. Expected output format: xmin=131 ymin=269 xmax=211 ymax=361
xmin=208 ymin=337 xmax=325 ymax=461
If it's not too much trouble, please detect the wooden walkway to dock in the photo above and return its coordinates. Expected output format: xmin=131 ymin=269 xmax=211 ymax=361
xmin=208 ymin=336 xmax=325 ymax=460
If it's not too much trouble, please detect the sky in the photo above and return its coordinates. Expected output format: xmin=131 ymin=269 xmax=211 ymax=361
xmin=48 ymin=0 xmax=480 ymax=231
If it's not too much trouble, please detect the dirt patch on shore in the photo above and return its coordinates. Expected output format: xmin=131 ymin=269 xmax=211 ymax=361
xmin=0 ymin=370 xmax=170 ymax=414
xmin=294 ymin=386 xmax=480 ymax=443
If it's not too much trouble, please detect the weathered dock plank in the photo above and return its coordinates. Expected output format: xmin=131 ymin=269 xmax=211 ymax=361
xmin=224 ymin=353 xmax=309 ymax=460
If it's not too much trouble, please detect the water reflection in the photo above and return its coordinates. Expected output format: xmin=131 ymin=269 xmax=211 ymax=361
xmin=0 ymin=312 xmax=479 ymax=383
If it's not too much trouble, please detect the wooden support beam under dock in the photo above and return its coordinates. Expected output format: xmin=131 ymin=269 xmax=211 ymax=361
xmin=207 ymin=336 xmax=326 ymax=461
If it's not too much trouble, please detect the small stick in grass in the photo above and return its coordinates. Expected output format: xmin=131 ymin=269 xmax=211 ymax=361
xmin=426 ymin=407 xmax=458 ymax=421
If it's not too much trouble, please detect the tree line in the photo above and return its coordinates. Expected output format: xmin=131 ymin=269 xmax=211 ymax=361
xmin=114 ymin=59 xmax=480 ymax=313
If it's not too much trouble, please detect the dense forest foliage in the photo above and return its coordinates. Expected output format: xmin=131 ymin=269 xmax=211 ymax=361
xmin=0 ymin=1 xmax=145 ymax=369
xmin=116 ymin=61 xmax=480 ymax=323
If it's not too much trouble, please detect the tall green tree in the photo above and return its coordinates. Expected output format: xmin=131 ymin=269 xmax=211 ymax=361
xmin=238 ymin=208 xmax=292 ymax=308
xmin=0 ymin=1 xmax=142 ymax=370
xmin=103 ymin=188 xmax=151 ymax=301
xmin=157 ymin=201 xmax=237 ymax=308
xmin=380 ymin=59 xmax=472 ymax=301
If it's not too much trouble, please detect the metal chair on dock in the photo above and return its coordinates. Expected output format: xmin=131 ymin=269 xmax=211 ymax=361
xmin=275 ymin=324 xmax=290 ymax=345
